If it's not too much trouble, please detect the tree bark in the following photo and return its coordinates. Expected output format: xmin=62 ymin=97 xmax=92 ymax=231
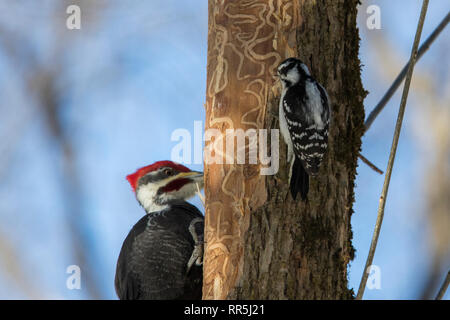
xmin=203 ymin=0 xmax=365 ymax=299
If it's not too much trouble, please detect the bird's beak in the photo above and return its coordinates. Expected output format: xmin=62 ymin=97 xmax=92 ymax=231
xmin=275 ymin=71 xmax=282 ymax=81
xmin=176 ymin=171 xmax=204 ymax=191
xmin=176 ymin=171 xmax=203 ymax=180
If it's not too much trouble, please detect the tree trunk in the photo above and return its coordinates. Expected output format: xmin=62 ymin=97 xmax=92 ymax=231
xmin=203 ymin=0 xmax=365 ymax=299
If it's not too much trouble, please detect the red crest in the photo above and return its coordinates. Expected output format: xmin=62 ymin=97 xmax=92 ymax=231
xmin=126 ymin=161 xmax=190 ymax=192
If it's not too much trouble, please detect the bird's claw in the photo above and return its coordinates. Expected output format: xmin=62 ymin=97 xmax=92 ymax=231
xmin=186 ymin=218 xmax=204 ymax=275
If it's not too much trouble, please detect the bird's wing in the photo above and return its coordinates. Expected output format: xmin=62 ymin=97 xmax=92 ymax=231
xmin=115 ymin=203 xmax=204 ymax=300
xmin=171 ymin=202 xmax=204 ymax=299
xmin=114 ymin=214 xmax=149 ymax=300
xmin=316 ymin=82 xmax=331 ymax=126
xmin=282 ymin=86 xmax=310 ymax=157
xmin=284 ymin=81 xmax=330 ymax=174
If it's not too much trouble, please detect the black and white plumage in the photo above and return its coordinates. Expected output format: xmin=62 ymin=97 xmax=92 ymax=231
xmin=277 ymin=58 xmax=331 ymax=200
xmin=115 ymin=161 xmax=204 ymax=300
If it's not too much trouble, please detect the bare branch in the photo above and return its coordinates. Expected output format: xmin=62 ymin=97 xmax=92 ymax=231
xmin=356 ymin=0 xmax=429 ymax=300
xmin=358 ymin=154 xmax=383 ymax=175
xmin=364 ymin=11 xmax=449 ymax=132
xmin=435 ymin=271 xmax=450 ymax=300
xmin=357 ymin=12 xmax=449 ymax=174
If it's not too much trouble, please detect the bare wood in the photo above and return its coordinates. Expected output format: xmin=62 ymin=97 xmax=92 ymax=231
xmin=204 ymin=0 xmax=365 ymax=299
xmin=203 ymin=0 xmax=298 ymax=300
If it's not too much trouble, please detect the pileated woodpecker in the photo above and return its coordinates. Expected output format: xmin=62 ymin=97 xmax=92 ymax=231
xmin=115 ymin=160 xmax=204 ymax=300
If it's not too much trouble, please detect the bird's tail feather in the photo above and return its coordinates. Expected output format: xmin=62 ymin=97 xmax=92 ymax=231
xmin=290 ymin=157 xmax=309 ymax=201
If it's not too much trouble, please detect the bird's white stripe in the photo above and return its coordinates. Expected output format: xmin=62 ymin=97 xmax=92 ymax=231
xmin=283 ymin=100 xmax=292 ymax=113
xmin=309 ymin=132 xmax=325 ymax=140
xmin=293 ymin=132 xmax=308 ymax=139
xmin=305 ymin=81 xmax=325 ymax=130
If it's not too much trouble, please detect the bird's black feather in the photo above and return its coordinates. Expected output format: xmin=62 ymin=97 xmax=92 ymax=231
xmin=290 ymin=157 xmax=309 ymax=201
xmin=115 ymin=201 xmax=204 ymax=300
xmin=278 ymin=58 xmax=331 ymax=201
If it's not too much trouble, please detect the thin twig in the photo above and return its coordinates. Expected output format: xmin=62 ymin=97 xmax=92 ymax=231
xmin=364 ymin=11 xmax=449 ymax=132
xmin=358 ymin=153 xmax=384 ymax=174
xmin=435 ymin=270 xmax=450 ymax=300
xmin=356 ymin=0 xmax=429 ymax=300
xmin=360 ymin=11 xmax=449 ymax=173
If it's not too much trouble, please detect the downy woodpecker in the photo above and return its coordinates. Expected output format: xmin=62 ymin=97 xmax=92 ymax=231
xmin=115 ymin=160 xmax=204 ymax=300
xmin=277 ymin=58 xmax=331 ymax=200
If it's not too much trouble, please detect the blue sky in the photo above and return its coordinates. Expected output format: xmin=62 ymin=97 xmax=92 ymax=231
xmin=0 ymin=0 xmax=448 ymax=299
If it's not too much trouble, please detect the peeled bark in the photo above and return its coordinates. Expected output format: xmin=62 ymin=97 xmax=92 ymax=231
xmin=203 ymin=0 xmax=365 ymax=299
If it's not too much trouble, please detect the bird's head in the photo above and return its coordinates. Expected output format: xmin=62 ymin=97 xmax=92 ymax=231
xmin=126 ymin=161 xmax=204 ymax=213
xmin=277 ymin=57 xmax=310 ymax=88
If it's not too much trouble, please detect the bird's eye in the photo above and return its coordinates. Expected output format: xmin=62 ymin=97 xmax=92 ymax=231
xmin=163 ymin=168 xmax=173 ymax=176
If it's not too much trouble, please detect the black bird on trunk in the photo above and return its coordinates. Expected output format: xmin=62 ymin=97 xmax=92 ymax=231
xmin=115 ymin=161 xmax=204 ymax=300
